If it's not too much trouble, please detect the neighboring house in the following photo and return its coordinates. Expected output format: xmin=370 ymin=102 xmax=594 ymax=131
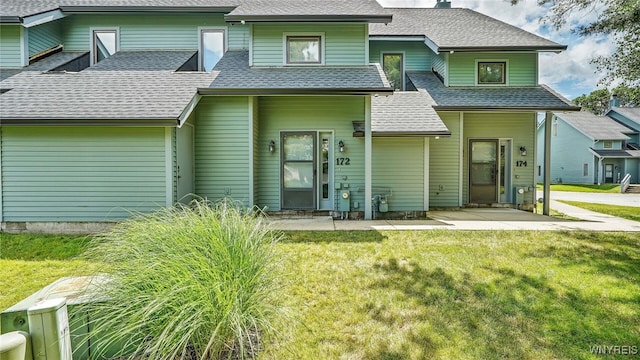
xmin=0 ymin=0 xmax=579 ymax=230
xmin=536 ymin=109 xmax=640 ymax=185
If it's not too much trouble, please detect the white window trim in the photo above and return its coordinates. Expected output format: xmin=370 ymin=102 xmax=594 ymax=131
xmin=198 ymin=26 xmax=227 ymax=72
xmin=475 ymin=59 xmax=509 ymax=86
xmin=283 ymin=32 xmax=325 ymax=66
xmin=381 ymin=51 xmax=406 ymax=91
xmin=89 ymin=27 xmax=119 ymax=65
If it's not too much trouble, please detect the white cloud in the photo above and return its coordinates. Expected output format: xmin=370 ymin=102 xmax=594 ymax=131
xmin=376 ymin=0 xmax=614 ymax=97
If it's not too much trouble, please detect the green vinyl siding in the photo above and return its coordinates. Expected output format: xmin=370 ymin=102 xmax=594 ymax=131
xmin=372 ymin=138 xmax=424 ymax=211
xmin=195 ymin=96 xmax=251 ymax=205
xmin=368 ymin=41 xmax=432 ymax=71
xmin=463 ymin=112 xmax=536 ymax=201
xmin=432 ymin=53 xmax=447 ymax=84
xmin=229 ymin=23 xmax=250 ymax=50
xmin=1 ymin=126 xmax=168 ymax=222
xmin=429 ymin=112 xmax=461 ymax=207
xmin=28 ymin=20 xmax=63 ymax=58
xmin=252 ymin=24 xmax=367 ymax=66
xmin=0 ymin=25 xmax=22 ymax=67
xmin=62 ymin=14 xmax=246 ymax=51
xmin=257 ymin=96 xmax=365 ymax=211
xmin=448 ymin=52 xmax=537 ymax=87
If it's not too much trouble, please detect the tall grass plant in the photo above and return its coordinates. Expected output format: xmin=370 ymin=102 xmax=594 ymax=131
xmin=73 ymin=199 xmax=284 ymax=360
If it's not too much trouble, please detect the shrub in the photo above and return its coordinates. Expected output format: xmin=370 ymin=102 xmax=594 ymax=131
xmin=73 ymin=199 xmax=283 ymax=359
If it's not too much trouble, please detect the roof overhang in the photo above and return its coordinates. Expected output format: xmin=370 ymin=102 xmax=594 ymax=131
xmin=198 ymin=88 xmax=394 ymax=96
xmin=433 ymin=105 xmax=581 ymax=112
xmin=437 ymin=45 xmax=567 ymax=53
xmin=59 ymin=6 xmax=237 ymax=14
xmin=589 ymin=148 xmax=639 ymax=159
xmin=0 ymin=118 xmax=179 ymax=126
xmin=1 ymin=9 xmax=65 ymax=26
xmin=369 ymin=35 xmax=426 ymax=42
xmin=224 ymin=15 xmax=393 ymax=23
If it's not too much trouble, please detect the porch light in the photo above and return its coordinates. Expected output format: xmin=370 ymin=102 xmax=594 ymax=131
xmin=520 ymin=146 xmax=527 ymax=156
xmin=269 ymin=140 xmax=275 ymax=153
xmin=338 ymin=140 xmax=345 ymax=152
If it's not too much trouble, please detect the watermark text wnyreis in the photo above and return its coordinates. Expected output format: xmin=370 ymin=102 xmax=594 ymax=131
xmin=590 ymin=345 xmax=638 ymax=356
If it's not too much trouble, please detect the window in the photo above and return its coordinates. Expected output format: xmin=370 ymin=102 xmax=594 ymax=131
xmin=552 ymin=119 xmax=558 ymax=136
xmin=92 ymin=29 xmax=117 ymax=64
xmin=383 ymin=53 xmax=404 ymax=91
xmin=478 ymin=61 xmax=506 ymax=85
xmin=583 ymin=163 xmax=589 ymax=177
xmin=286 ymin=35 xmax=321 ymax=64
xmin=603 ymin=141 xmax=613 ymax=149
xmin=200 ymin=29 xmax=225 ymax=72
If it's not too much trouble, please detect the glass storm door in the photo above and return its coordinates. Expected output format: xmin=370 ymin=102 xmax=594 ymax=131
xmin=318 ymin=132 xmax=333 ymax=210
xmin=604 ymin=164 xmax=614 ymax=183
xmin=469 ymin=140 xmax=498 ymax=204
xmin=281 ymin=132 xmax=316 ymax=209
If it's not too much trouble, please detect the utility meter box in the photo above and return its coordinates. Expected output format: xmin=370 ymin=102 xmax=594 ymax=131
xmin=338 ymin=190 xmax=351 ymax=212
xmin=28 ymin=298 xmax=72 ymax=360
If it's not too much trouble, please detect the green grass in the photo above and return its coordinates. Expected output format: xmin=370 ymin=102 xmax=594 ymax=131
xmin=2 ymin=230 xmax=639 ymax=360
xmin=536 ymin=183 xmax=621 ymax=193
xmin=559 ymin=201 xmax=640 ymax=222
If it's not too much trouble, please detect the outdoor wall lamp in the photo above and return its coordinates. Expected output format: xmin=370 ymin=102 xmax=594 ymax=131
xmin=338 ymin=140 xmax=345 ymax=152
xmin=520 ymin=146 xmax=527 ymax=156
xmin=269 ymin=140 xmax=275 ymax=153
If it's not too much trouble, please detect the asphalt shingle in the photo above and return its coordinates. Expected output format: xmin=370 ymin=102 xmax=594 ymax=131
xmin=371 ymin=91 xmax=449 ymax=135
xmin=226 ymin=0 xmax=390 ymax=20
xmin=407 ymin=71 xmax=578 ymax=111
xmin=370 ymin=8 xmax=565 ymax=51
xmin=555 ymin=111 xmax=633 ymax=141
xmin=207 ymin=50 xmax=391 ymax=93
xmin=0 ymin=51 xmax=215 ymax=121
xmin=610 ymin=107 xmax=640 ymax=126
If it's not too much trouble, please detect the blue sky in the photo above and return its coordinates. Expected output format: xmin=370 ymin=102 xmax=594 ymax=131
xmin=376 ymin=0 xmax=613 ymax=100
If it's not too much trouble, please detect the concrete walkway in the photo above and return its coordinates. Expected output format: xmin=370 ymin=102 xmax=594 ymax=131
xmin=269 ymin=199 xmax=640 ymax=232
xmin=541 ymin=190 xmax=640 ymax=207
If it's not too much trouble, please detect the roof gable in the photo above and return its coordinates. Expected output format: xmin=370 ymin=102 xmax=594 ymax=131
xmin=609 ymin=107 xmax=640 ymax=128
xmin=554 ymin=111 xmax=633 ymax=141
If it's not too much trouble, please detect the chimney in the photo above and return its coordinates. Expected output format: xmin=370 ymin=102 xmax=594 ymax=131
xmin=610 ymin=93 xmax=621 ymax=108
xmin=435 ymin=0 xmax=451 ymax=8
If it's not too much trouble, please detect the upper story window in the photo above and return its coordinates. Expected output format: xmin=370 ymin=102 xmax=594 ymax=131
xmin=200 ymin=28 xmax=226 ymax=72
xmin=91 ymin=29 xmax=118 ymax=65
xmin=383 ymin=53 xmax=404 ymax=91
xmin=478 ymin=61 xmax=506 ymax=85
xmin=603 ymin=140 xmax=613 ymax=149
xmin=285 ymin=34 xmax=323 ymax=65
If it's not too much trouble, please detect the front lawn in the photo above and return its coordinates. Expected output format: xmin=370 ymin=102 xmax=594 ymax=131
xmin=559 ymin=201 xmax=640 ymax=222
xmin=536 ymin=183 xmax=621 ymax=193
xmin=2 ymin=230 xmax=639 ymax=359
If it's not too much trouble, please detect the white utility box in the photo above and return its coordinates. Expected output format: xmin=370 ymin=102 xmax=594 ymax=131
xmin=27 ymin=298 xmax=72 ymax=360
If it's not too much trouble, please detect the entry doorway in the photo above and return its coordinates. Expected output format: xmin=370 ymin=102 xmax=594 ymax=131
xmin=604 ymin=164 xmax=614 ymax=183
xmin=281 ymin=131 xmax=334 ymax=210
xmin=469 ymin=140 xmax=498 ymax=203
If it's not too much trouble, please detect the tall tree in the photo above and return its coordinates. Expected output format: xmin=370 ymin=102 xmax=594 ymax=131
xmin=573 ymin=85 xmax=640 ymax=115
xmin=510 ymin=0 xmax=640 ymax=86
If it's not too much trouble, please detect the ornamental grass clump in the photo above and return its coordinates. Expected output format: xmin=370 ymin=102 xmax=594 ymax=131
xmin=73 ymin=199 xmax=283 ymax=360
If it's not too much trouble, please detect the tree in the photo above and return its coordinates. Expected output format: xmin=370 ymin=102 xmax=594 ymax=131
xmin=510 ymin=0 xmax=640 ymax=86
xmin=573 ymin=85 xmax=640 ymax=115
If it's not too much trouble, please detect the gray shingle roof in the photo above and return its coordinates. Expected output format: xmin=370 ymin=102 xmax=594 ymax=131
xmin=590 ymin=149 xmax=640 ymax=159
xmin=555 ymin=111 xmax=633 ymax=141
xmin=225 ymin=0 xmax=391 ymax=22
xmin=610 ymin=107 xmax=640 ymax=126
xmin=1 ymin=51 xmax=88 ymax=81
xmin=204 ymin=50 xmax=392 ymax=95
xmin=0 ymin=51 xmax=215 ymax=122
xmin=371 ymin=91 xmax=449 ymax=136
xmin=369 ymin=8 xmax=565 ymax=52
xmin=407 ymin=71 xmax=579 ymax=111
xmin=0 ymin=0 xmax=59 ymax=20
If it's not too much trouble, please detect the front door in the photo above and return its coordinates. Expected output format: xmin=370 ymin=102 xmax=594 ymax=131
xmin=604 ymin=164 xmax=614 ymax=183
xmin=318 ymin=132 xmax=334 ymax=210
xmin=281 ymin=132 xmax=316 ymax=209
xmin=469 ymin=140 xmax=498 ymax=204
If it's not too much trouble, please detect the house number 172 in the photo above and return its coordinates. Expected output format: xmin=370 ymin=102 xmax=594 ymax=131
xmin=516 ymin=161 xmax=527 ymax=167
xmin=336 ymin=157 xmax=351 ymax=165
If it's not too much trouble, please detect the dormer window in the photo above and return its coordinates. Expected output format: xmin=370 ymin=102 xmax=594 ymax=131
xmin=478 ymin=61 xmax=506 ymax=85
xmin=285 ymin=34 xmax=324 ymax=65
xmin=199 ymin=28 xmax=226 ymax=72
xmin=91 ymin=29 xmax=118 ymax=65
